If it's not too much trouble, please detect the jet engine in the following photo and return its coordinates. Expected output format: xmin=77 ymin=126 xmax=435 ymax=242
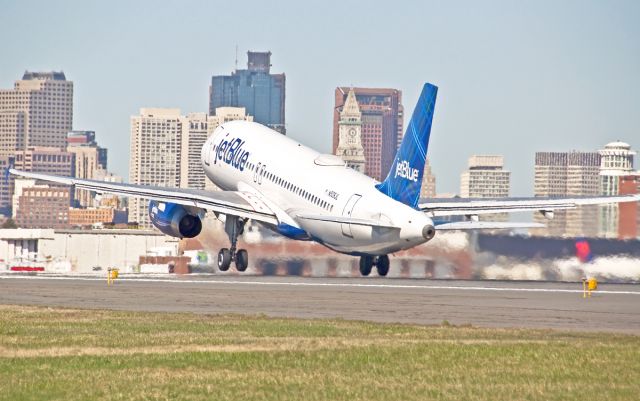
xmin=148 ymin=201 xmax=203 ymax=238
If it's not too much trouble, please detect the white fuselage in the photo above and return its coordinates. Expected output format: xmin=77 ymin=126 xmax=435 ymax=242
xmin=202 ymin=121 xmax=434 ymax=255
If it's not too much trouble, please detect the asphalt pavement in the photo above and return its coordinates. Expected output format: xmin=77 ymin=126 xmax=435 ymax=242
xmin=1 ymin=274 xmax=639 ymax=333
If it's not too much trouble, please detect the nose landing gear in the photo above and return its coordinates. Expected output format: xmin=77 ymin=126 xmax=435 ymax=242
xmin=217 ymin=216 xmax=249 ymax=272
xmin=359 ymin=255 xmax=390 ymax=277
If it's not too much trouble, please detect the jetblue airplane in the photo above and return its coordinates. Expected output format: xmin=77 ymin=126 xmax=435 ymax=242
xmin=11 ymin=83 xmax=639 ymax=276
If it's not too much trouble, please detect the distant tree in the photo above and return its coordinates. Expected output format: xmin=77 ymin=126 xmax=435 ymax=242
xmin=1 ymin=218 xmax=17 ymax=229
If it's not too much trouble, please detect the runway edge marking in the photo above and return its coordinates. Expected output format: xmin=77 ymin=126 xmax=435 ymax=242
xmin=1 ymin=275 xmax=640 ymax=295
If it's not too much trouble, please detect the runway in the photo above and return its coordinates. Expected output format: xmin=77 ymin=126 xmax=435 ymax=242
xmin=2 ymin=274 xmax=639 ymax=333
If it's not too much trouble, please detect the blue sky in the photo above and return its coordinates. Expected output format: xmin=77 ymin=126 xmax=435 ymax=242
xmin=1 ymin=0 xmax=638 ymax=195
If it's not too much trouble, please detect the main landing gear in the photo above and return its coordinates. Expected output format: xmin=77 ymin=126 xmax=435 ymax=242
xmin=217 ymin=216 xmax=249 ymax=272
xmin=359 ymin=255 xmax=390 ymax=277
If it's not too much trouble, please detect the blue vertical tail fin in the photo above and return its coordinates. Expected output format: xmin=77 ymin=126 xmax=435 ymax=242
xmin=375 ymin=83 xmax=438 ymax=208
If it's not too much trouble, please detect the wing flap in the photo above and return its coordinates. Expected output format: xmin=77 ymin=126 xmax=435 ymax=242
xmin=10 ymin=169 xmax=279 ymax=225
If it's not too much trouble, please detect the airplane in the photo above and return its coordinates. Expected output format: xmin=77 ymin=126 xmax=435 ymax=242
xmin=11 ymin=83 xmax=640 ymax=276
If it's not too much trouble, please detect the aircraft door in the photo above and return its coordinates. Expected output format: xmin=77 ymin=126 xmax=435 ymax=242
xmin=341 ymin=194 xmax=362 ymax=237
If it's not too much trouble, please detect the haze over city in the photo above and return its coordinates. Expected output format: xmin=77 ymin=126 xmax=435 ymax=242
xmin=1 ymin=0 xmax=639 ymax=195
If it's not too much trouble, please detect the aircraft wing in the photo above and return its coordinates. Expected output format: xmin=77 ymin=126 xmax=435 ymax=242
xmin=9 ymin=169 xmax=278 ymax=225
xmin=419 ymin=195 xmax=640 ymax=217
xmin=434 ymin=221 xmax=544 ymax=230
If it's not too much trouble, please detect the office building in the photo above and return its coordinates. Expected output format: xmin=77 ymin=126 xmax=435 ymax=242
xmin=0 ymin=71 xmax=73 ymax=155
xmin=129 ymin=108 xmax=183 ymax=227
xmin=335 ymin=88 xmax=365 ymax=172
xmin=68 ymin=207 xmax=128 ymax=227
xmin=0 ymin=147 xmax=75 ymax=215
xmin=460 ymin=155 xmax=510 ymax=221
xmin=209 ymin=51 xmax=285 ymax=134
xmin=7 ymin=148 xmax=75 ymax=226
xmin=181 ymin=112 xmax=215 ymax=191
xmin=67 ymin=130 xmax=107 ymax=168
xmin=181 ymin=108 xmax=252 ymax=192
xmin=460 ymin=155 xmax=510 ymax=197
xmin=130 ymin=107 xmax=252 ymax=226
xmin=67 ymin=131 xmax=108 ymax=207
xmin=533 ymin=151 xmax=601 ymax=237
xmin=14 ymin=184 xmax=70 ymax=229
xmin=333 ymin=87 xmax=403 ymax=181
xmin=598 ymin=141 xmax=636 ymax=238
xmin=12 ymin=147 xmax=75 ymax=176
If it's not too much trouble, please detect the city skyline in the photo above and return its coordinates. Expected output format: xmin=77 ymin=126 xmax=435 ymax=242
xmin=1 ymin=1 xmax=639 ymax=196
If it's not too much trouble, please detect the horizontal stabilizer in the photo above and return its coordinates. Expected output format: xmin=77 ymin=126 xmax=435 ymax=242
xmin=420 ymin=195 xmax=640 ymax=217
xmin=435 ymin=221 xmax=545 ymax=230
xmin=296 ymin=214 xmax=399 ymax=229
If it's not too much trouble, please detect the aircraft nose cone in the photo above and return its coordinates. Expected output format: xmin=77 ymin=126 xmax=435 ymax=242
xmin=422 ymin=224 xmax=436 ymax=241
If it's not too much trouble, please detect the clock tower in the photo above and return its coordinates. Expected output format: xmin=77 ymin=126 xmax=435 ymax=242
xmin=335 ymin=88 xmax=366 ymax=172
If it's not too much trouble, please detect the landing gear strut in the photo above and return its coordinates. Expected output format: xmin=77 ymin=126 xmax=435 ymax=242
xmin=217 ymin=216 xmax=249 ymax=272
xmin=359 ymin=255 xmax=390 ymax=277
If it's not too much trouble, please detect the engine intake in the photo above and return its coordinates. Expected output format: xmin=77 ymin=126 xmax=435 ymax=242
xmin=148 ymin=201 xmax=203 ymax=238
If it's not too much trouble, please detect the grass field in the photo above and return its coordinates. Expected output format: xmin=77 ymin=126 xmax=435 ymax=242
xmin=0 ymin=305 xmax=639 ymax=401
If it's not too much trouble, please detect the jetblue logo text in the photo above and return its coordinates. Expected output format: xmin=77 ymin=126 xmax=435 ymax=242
xmin=213 ymin=135 xmax=250 ymax=171
xmin=395 ymin=160 xmax=419 ymax=182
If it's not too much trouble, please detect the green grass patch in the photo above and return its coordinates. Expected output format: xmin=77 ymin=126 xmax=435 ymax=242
xmin=0 ymin=305 xmax=638 ymax=401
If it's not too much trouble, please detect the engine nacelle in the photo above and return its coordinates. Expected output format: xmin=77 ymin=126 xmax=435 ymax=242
xmin=148 ymin=201 xmax=203 ymax=238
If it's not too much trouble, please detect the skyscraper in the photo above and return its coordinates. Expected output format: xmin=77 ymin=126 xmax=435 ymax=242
xmin=0 ymin=71 xmax=73 ymax=155
xmin=533 ymin=151 xmax=601 ymax=237
xmin=129 ymin=107 xmax=253 ymax=226
xmin=333 ymin=87 xmax=403 ymax=181
xmin=0 ymin=71 xmax=74 ymax=215
xmin=129 ymin=108 xmax=183 ymax=226
xmin=460 ymin=155 xmax=510 ymax=222
xmin=180 ymin=108 xmax=252 ymax=191
xmin=209 ymin=51 xmax=285 ymax=134
xmin=335 ymin=88 xmax=365 ymax=172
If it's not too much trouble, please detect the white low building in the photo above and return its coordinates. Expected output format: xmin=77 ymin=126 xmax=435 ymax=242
xmin=0 ymin=229 xmax=178 ymax=272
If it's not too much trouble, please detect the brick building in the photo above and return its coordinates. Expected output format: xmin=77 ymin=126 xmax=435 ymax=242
xmin=15 ymin=186 xmax=70 ymax=228
xmin=68 ymin=207 xmax=127 ymax=227
xmin=618 ymin=175 xmax=640 ymax=239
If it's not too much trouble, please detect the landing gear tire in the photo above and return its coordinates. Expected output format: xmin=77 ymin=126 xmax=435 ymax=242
xmin=235 ymin=249 xmax=249 ymax=272
xmin=217 ymin=215 xmax=249 ymax=273
xmin=376 ymin=255 xmax=390 ymax=277
xmin=359 ymin=256 xmax=374 ymax=276
xmin=218 ymin=248 xmax=232 ymax=271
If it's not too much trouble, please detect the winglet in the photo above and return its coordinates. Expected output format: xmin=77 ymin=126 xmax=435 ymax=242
xmin=376 ymin=83 xmax=437 ymax=209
